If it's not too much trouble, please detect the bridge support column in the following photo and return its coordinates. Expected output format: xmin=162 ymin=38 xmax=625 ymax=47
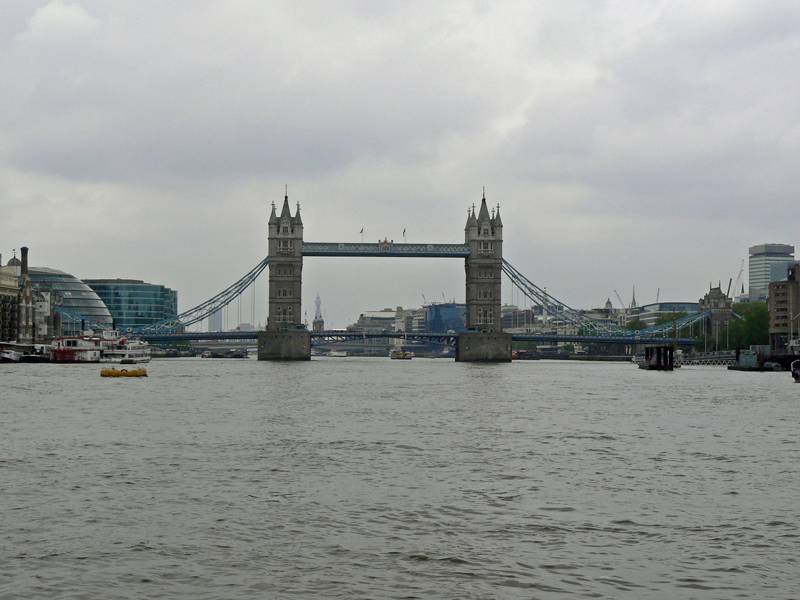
xmin=456 ymin=331 xmax=512 ymax=362
xmin=257 ymin=330 xmax=311 ymax=361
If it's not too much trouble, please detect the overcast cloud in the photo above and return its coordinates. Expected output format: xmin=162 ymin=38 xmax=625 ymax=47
xmin=1 ymin=0 xmax=799 ymax=327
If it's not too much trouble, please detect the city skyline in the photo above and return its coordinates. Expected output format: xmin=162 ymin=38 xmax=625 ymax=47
xmin=2 ymin=1 xmax=799 ymax=328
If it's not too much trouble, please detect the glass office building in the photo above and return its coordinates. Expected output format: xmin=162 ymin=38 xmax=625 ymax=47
xmin=749 ymin=244 xmax=795 ymax=300
xmin=28 ymin=267 xmax=114 ymax=332
xmin=84 ymin=279 xmax=178 ymax=332
xmin=425 ymin=303 xmax=466 ymax=333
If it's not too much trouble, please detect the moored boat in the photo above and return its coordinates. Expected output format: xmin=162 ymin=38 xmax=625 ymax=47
xmin=49 ymin=330 xmax=151 ymax=363
xmin=50 ymin=336 xmax=102 ymax=363
xmin=389 ymin=349 xmax=414 ymax=360
xmin=0 ymin=349 xmax=22 ymax=363
xmin=101 ymin=335 xmax=151 ymax=364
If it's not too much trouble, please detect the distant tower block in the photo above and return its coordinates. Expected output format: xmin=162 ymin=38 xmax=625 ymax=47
xmin=312 ymin=294 xmax=325 ymax=332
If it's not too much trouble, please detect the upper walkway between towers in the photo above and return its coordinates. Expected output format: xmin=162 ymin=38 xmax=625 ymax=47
xmin=299 ymin=242 xmax=471 ymax=258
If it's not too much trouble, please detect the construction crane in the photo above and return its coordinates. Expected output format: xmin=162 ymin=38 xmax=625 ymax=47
xmin=656 ymin=288 xmax=660 ymax=304
xmin=613 ymin=289 xmax=626 ymax=309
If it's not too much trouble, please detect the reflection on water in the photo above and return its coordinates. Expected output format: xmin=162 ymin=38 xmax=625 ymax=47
xmin=1 ymin=358 xmax=798 ymax=598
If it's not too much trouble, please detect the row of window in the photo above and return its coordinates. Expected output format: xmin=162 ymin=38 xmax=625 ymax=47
xmin=474 ymin=307 xmax=495 ymax=325
xmin=273 ymin=306 xmax=295 ymax=322
xmin=272 ymin=265 xmax=296 ymax=276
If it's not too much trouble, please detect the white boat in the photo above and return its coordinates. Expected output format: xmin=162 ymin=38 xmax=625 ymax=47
xmin=99 ymin=331 xmax=151 ymax=363
xmin=0 ymin=349 xmax=22 ymax=363
xmin=50 ymin=330 xmax=150 ymax=364
xmin=101 ymin=339 xmax=151 ymax=364
xmin=328 ymin=350 xmax=348 ymax=357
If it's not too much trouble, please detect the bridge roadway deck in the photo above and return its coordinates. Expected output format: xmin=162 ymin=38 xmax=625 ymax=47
xmin=141 ymin=330 xmax=695 ymax=347
xmin=301 ymin=242 xmax=471 ymax=258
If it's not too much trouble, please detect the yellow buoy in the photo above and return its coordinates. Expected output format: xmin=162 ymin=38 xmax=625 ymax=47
xmin=101 ymin=367 xmax=148 ymax=378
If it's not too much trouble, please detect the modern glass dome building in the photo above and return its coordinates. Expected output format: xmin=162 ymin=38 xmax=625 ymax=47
xmin=28 ymin=267 xmax=114 ymax=331
xmin=84 ymin=279 xmax=178 ymax=332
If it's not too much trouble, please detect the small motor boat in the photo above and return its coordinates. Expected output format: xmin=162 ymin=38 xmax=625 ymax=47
xmin=101 ymin=367 xmax=148 ymax=378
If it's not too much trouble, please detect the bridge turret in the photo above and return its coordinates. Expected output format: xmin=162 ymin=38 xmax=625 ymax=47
xmin=492 ymin=203 xmax=503 ymax=237
xmin=294 ymin=201 xmax=303 ymax=227
xmin=464 ymin=206 xmax=478 ymax=234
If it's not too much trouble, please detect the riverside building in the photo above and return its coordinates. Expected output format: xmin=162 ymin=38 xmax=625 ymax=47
xmin=84 ymin=279 xmax=178 ymax=332
xmin=0 ymin=253 xmax=20 ymax=341
xmin=768 ymin=262 xmax=800 ymax=352
xmin=27 ymin=268 xmax=113 ymax=333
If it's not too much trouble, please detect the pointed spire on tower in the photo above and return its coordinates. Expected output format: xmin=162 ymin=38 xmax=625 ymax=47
xmin=280 ymin=185 xmax=291 ymax=219
xmin=269 ymin=200 xmax=278 ymax=224
xmin=294 ymin=201 xmax=303 ymax=225
xmin=465 ymin=204 xmax=478 ymax=229
xmin=493 ymin=202 xmax=503 ymax=227
xmin=477 ymin=190 xmax=491 ymax=223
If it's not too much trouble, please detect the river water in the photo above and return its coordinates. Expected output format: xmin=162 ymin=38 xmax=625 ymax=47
xmin=1 ymin=358 xmax=798 ymax=599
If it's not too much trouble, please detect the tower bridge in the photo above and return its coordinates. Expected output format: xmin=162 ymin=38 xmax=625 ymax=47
xmin=260 ymin=192 xmax=509 ymax=361
xmin=132 ymin=190 xmax=712 ymax=359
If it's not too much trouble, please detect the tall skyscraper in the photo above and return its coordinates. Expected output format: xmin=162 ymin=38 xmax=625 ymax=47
xmin=749 ymin=244 xmax=795 ymax=300
xmin=312 ymin=294 xmax=324 ymax=332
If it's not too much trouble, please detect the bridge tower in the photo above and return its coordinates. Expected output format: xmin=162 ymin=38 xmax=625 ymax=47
xmin=258 ymin=192 xmax=311 ymax=360
xmin=267 ymin=194 xmax=303 ymax=329
xmin=457 ymin=193 xmax=511 ymax=361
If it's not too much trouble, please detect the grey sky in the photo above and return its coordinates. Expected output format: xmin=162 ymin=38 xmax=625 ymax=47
xmin=1 ymin=1 xmax=799 ymax=327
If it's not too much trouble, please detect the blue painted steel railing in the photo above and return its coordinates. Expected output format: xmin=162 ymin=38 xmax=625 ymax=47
xmin=302 ymin=241 xmax=471 ymax=258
